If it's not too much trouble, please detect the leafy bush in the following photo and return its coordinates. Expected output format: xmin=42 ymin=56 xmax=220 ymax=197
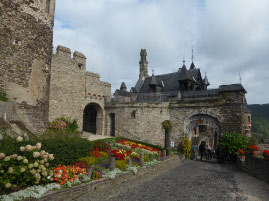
xmin=182 ymin=135 xmax=192 ymax=159
xmin=115 ymin=160 xmax=128 ymax=171
xmin=161 ymin=120 xmax=173 ymax=131
xmin=0 ymin=137 xmax=55 ymax=193
xmin=0 ymin=92 xmax=8 ymax=102
xmin=220 ymin=132 xmax=250 ymax=161
xmin=47 ymin=117 xmax=79 ymax=136
xmin=40 ymin=137 xmax=93 ymax=167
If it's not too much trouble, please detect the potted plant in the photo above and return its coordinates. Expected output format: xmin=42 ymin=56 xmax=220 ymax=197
xmin=237 ymin=149 xmax=245 ymax=159
xmin=246 ymin=144 xmax=259 ymax=155
xmin=262 ymin=150 xmax=269 ymax=161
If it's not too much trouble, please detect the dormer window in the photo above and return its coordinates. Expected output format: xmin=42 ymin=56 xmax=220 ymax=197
xmin=46 ymin=0 xmax=51 ymax=13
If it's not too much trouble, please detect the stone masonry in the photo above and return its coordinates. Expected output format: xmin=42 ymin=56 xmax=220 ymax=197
xmin=105 ymin=90 xmax=246 ymax=147
xmin=0 ymin=0 xmax=56 ymax=133
xmin=49 ymin=46 xmax=111 ymax=135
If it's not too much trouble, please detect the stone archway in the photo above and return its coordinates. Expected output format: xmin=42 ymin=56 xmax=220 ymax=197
xmin=184 ymin=114 xmax=221 ymax=149
xmin=83 ymin=103 xmax=103 ymax=134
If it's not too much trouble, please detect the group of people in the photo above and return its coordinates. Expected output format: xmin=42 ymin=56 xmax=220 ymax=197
xmin=191 ymin=141 xmax=214 ymax=161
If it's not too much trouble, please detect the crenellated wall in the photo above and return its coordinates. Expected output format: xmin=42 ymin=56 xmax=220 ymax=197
xmin=0 ymin=0 xmax=55 ymax=133
xmin=49 ymin=46 xmax=111 ymax=134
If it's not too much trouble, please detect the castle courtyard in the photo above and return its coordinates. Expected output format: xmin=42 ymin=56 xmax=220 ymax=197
xmin=79 ymin=159 xmax=269 ymax=201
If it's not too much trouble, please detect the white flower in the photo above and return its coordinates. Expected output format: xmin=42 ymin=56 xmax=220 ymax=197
xmin=4 ymin=156 xmax=10 ymax=161
xmin=11 ymin=154 xmax=17 ymax=159
xmin=17 ymin=156 xmax=23 ymax=161
xmin=41 ymin=171 xmax=48 ymax=176
xmin=5 ymin=183 xmax=11 ymax=188
xmin=19 ymin=146 xmax=25 ymax=152
xmin=28 ymin=164 xmax=34 ymax=169
xmin=0 ymin=170 xmax=4 ymax=173
xmin=48 ymin=154 xmax=54 ymax=161
xmin=47 ymin=176 xmax=51 ymax=180
xmin=0 ymin=153 xmax=5 ymax=159
xmin=45 ymin=163 xmax=49 ymax=167
xmin=36 ymin=143 xmax=42 ymax=150
xmin=37 ymin=169 xmax=41 ymax=173
xmin=20 ymin=167 xmax=26 ymax=173
xmin=34 ymin=162 xmax=39 ymax=167
xmin=34 ymin=173 xmax=41 ymax=179
xmin=33 ymin=152 xmax=40 ymax=158
xmin=32 ymin=146 xmax=37 ymax=150
xmin=25 ymin=145 xmax=32 ymax=151
xmin=40 ymin=160 xmax=45 ymax=164
xmin=16 ymin=136 xmax=23 ymax=142
xmin=30 ymin=169 xmax=36 ymax=175
xmin=23 ymin=159 xmax=29 ymax=164
xmin=8 ymin=167 xmax=14 ymax=174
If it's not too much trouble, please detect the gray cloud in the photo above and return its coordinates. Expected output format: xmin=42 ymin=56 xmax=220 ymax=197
xmin=53 ymin=0 xmax=269 ymax=104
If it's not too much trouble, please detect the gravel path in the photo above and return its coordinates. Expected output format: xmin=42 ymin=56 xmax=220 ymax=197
xmin=78 ymin=159 xmax=269 ymax=201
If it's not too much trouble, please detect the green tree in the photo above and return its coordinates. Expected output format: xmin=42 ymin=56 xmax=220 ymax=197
xmin=220 ymin=132 xmax=250 ymax=161
xmin=182 ymin=135 xmax=192 ymax=159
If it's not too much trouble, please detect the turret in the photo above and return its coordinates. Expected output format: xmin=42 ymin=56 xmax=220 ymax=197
xmin=139 ymin=49 xmax=149 ymax=81
xmin=120 ymin=82 xmax=127 ymax=91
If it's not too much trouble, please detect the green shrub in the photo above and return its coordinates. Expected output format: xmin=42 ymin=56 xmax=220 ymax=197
xmin=0 ymin=137 xmax=54 ymax=193
xmin=220 ymin=132 xmax=250 ymax=161
xmin=144 ymin=155 xmax=150 ymax=162
xmin=40 ymin=137 xmax=93 ymax=167
xmin=182 ymin=135 xmax=192 ymax=159
xmin=47 ymin=117 xmax=79 ymax=136
xmin=115 ymin=160 xmax=128 ymax=171
xmin=0 ymin=92 xmax=8 ymax=102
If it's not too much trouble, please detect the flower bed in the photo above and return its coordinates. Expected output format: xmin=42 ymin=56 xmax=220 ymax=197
xmin=0 ymin=136 xmax=166 ymax=200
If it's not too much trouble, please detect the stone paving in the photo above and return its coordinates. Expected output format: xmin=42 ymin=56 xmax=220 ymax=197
xmin=77 ymin=159 xmax=269 ymax=201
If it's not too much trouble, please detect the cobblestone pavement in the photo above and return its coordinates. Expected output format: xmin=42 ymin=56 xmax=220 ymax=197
xmin=78 ymin=159 xmax=269 ymax=201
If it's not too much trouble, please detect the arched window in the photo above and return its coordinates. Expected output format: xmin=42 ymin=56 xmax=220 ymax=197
xmin=46 ymin=0 xmax=51 ymax=13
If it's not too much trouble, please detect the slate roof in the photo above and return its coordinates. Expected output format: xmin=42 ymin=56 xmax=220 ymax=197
xmin=219 ymin=84 xmax=247 ymax=93
xmin=115 ymin=89 xmax=131 ymax=97
xmin=139 ymin=72 xmax=181 ymax=93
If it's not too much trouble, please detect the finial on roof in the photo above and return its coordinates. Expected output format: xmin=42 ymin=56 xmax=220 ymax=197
xmin=182 ymin=54 xmax=186 ymax=65
xmin=239 ymin=72 xmax=241 ymax=84
xmin=152 ymin=69 xmax=154 ymax=75
xmin=192 ymin=47 xmax=194 ymax=63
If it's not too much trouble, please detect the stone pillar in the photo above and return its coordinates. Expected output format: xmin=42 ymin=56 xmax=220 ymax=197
xmin=157 ymin=152 xmax=161 ymax=161
xmin=109 ymin=157 xmax=115 ymax=170
xmin=162 ymin=150 xmax=166 ymax=158
xmin=139 ymin=153 xmax=144 ymax=166
xmin=128 ymin=158 xmax=132 ymax=167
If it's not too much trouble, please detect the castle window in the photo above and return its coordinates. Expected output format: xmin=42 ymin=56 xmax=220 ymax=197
xmin=78 ymin=63 xmax=83 ymax=69
xmin=46 ymin=0 xmax=51 ymax=13
xmin=131 ymin=110 xmax=136 ymax=119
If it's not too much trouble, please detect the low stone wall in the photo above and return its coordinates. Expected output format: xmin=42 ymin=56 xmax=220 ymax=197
xmin=37 ymin=155 xmax=184 ymax=201
xmin=245 ymin=154 xmax=269 ymax=183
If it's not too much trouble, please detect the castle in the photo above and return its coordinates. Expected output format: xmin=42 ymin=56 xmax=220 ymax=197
xmin=0 ymin=1 xmax=251 ymax=147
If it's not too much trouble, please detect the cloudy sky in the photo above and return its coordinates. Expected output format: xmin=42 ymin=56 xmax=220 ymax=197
xmin=53 ymin=0 xmax=269 ymax=104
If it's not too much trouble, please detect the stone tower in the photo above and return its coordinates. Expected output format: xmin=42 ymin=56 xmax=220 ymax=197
xmin=139 ymin=49 xmax=149 ymax=81
xmin=0 ymin=0 xmax=56 ymax=133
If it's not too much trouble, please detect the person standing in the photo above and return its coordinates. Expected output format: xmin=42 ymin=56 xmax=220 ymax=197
xmin=192 ymin=144 xmax=198 ymax=160
xmin=199 ymin=142 xmax=206 ymax=161
xmin=207 ymin=144 xmax=212 ymax=160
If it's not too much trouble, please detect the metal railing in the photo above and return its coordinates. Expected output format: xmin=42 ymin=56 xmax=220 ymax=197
xmin=106 ymin=89 xmax=220 ymax=103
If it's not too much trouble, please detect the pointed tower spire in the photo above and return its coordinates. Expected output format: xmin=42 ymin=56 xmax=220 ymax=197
xmin=203 ymin=72 xmax=210 ymax=86
xmin=190 ymin=47 xmax=196 ymax=70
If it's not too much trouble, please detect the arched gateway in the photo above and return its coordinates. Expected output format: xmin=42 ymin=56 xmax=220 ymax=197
xmin=83 ymin=103 xmax=103 ymax=134
xmin=184 ymin=114 xmax=221 ymax=149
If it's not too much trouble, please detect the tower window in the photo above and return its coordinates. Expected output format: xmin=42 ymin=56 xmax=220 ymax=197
xmin=46 ymin=0 xmax=51 ymax=13
xmin=78 ymin=63 xmax=83 ymax=69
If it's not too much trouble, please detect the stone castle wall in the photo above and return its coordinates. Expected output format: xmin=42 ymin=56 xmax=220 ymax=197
xmin=49 ymin=46 xmax=111 ymax=134
xmin=106 ymin=91 xmax=246 ymax=147
xmin=0 ymin=0 xmax=55 ymax=133
xmin=105 ymin=102 xmax=170 ymax=146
